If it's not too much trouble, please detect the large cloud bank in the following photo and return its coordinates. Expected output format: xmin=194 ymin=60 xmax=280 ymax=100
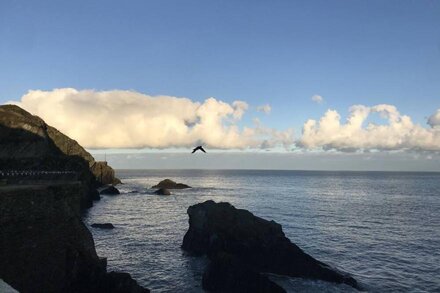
xmin=299 ymin=104 xmax=440 ymax=151
xmin=9 ymin=88 xmax=440 ymax=153
xmin=12 ymin=88 xmax=293 ymax=149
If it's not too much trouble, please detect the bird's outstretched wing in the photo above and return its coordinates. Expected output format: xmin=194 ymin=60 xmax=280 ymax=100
xmin=191 ymin=146 xmax=206 ymax=153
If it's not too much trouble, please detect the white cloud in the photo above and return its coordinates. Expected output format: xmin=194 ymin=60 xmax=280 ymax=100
xmin=428 ymin=109 xmax=440 ymax=128
xmin=298 ymin=104 xmax=440 ymax=151
xmin=311 ymin=95 xmax=324 ymax=104
xmin=256 ymin=104 xmax=271 ymax=114
xmin=10 ymin=88 xmax=293 ymax=150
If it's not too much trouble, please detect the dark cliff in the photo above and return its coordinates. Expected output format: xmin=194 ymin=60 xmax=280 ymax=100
xmin=0 ymin=183 xmax=148 ymax=293
xmin=0 ymin=105 xmax=148 ymax=292
xmin=0 ymin=104 xmax=120 ymax=208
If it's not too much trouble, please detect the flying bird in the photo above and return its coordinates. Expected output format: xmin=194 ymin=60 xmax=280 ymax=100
xmin=192 ymin=146 xmax=206 ymax=153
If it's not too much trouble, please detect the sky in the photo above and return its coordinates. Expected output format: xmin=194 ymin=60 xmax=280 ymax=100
xmin=1 ymin=0 xmax=440 ymax=170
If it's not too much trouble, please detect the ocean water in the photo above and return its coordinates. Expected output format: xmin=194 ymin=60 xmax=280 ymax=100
xmin=83 ymin=170 xmax=440 ymax=292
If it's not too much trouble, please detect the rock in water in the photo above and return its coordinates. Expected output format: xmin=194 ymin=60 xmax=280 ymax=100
xmin=152 ymin=179 xmax=190 ymax=189
xmin=100 ymin=186 xmax=120 ymax=195
xmin=92 ymin=223 xmax=115 ymax=229
xmin=182 ymin=200 xmax=359 ymax=289
xmin=154 ymin=188 xmax=171 ymax=195
xmin=203 ymin=252 xmax=286 ymax=293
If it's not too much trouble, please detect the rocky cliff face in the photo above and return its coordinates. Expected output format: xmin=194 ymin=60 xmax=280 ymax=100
xmin=0 ymin=104 xmax=120 ymax=208
xmin=0 ymin=183 xmax=148 ymax=293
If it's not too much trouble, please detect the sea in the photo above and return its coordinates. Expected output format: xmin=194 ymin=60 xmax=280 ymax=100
xmin=83 ymin=170 xmax=440 ymax=292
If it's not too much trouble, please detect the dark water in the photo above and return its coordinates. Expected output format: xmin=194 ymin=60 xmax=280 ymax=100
xmin=83 ymin=170 xmax=440 ymax=292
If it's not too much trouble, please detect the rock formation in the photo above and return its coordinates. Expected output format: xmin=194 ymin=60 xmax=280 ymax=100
xmin=91 ymin=161 xmax=122 ymax=186
xmin=182 ymin=200 xmax=359 ymax=291
xmin=92 ymin=223 xmax=115 ymax=229
xmin=154 ymin=188 xmax=171 ymax=195
xmin=203 ymin=252 xmax=286 ymax=293
xmin=0 ymin=105 xmax=120 ymax=208
xmin=152 ymin=179 xmax=190 ymax=189
xmin=0 ymin=183 xmax=148 ymax=293
xmin=100 ymin=185 xmax=120 ymax=195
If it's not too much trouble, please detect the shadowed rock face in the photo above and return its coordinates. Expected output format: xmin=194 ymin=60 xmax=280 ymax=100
xmin=154 ymin=188 xmax=171 ymax=195
xmin=0 ymin=184 xmax=148 ymax=293
xmin=100 ymin=185 xmax=120 ymax=195
xmin=0 ymin=105 xmax=120 ymax=208
xmin=203 ymin=252 xmax=286 ymax=293
xmin=152 ymin=179 xmax=190 ymax=189
xmin=182 ymin=200 xmax=359 ymax=289
xmin=92 ymin=223 xmax=115 ymax=229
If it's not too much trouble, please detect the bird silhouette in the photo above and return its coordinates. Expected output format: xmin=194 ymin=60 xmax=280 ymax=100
xmin=192 ymin=146 xmax=206 ymax=153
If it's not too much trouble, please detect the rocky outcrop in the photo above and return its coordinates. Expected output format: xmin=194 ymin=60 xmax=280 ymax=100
xmin=0 ymin=105 xmax=120 ymax=208
xmin=100 ymin=186 xmax=120 ymax=195
xmin=92 ymin=223 xmax=115 ymax=229
xmin=182 ymin=200 xmax=359 ymax=290
xmin=152 ymin=179 xmax=190 ymax=189
xmin=0 ymin=183 xmax=148 ymax=293
xmin=154 ymin=188 xmax=171 ymax=195
xmin=91 ymin=161 xmax=121 ymax=186
xmin=203 ymin=252 xmax=286 ymax=293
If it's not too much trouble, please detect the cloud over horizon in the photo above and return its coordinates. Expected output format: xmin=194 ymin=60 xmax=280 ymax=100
xmin=299 ymin=104 xmax=440 ymax=152
xmin=10 ymin=88 xmax=292 ymax=149
xmin=7 ymin=88 xmax=440 ymax=153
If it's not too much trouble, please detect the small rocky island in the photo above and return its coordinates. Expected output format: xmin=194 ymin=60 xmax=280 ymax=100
xmin=152 ymin=178 xmax=191 ymax=189
xmin=182 ymin=200 xmax=359 ymax=292
xmin=0 ymin=105 xmax=148 ymax=292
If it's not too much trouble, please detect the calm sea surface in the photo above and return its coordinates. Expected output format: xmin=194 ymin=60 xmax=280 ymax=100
xmin=83 ymin=170 xmax=440 ymax=292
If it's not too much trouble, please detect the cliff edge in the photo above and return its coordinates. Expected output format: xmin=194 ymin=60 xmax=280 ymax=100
xmin=0 ymin=104 xmax=120 ymax=208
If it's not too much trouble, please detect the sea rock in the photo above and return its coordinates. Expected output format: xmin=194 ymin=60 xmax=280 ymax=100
xmin=182 ymin=200 xmax=359 ymax=289
xmin=0 ymin=104 xmax=121 ymax=208
xmin=202 ymin=252 xmax=286 ymax=293
xmin=100 ymin=186 xmax=120 ymax=195
xmin=92 ymin=223 xmax=115 ymax=229
xmin=152 ymin=179 xmax=190 ymax=189
xmin=154 ymin=188 xmax=171 ymax=195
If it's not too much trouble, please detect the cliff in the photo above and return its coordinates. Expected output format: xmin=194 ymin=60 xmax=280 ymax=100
xmin=0 ymin=104 xmax=120 ymax=208
xmin=0 ymin=183 xmax=148 ymax=292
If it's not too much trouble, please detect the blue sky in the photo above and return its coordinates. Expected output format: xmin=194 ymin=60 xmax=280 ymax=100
xmin=1 ymin=1 xmax=440 ymax=169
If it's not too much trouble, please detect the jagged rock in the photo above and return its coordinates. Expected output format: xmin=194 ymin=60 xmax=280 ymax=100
xmin=202 ymin=252 xmax=286 ymax=293
xmin=154 ymin=188 xmax=171 ymax=195
xmin=100 ymin=186 xmax=120 ymax=195
xmin=90 ymin=161 xmax=122 ymax=186
xmin=0 ymin=105 xmax=121 ymax=208
xmin=92 ymin=223 xmax=115 ymax=229
xmin=152 ymin=179 xmax=190 ymax=189
xmin=182 ymin=200 xmax=359 ymax=289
